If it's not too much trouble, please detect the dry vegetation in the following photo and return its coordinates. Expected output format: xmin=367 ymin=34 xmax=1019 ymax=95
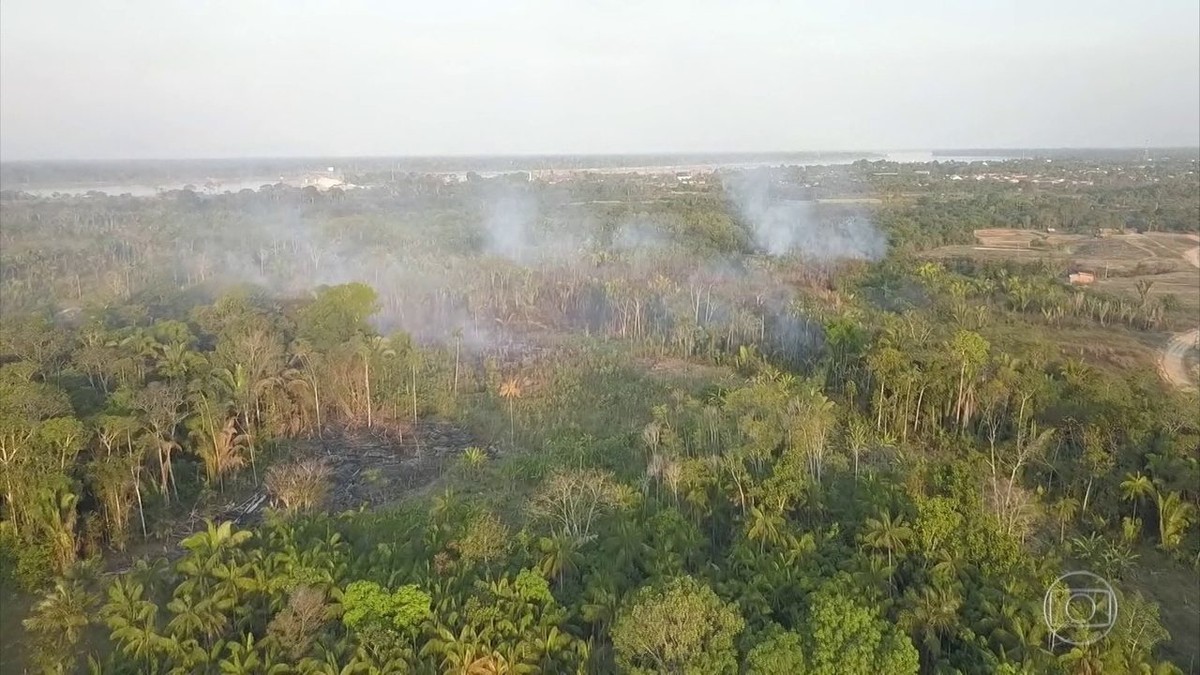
xmin=282 ymin=422 xmax=487 ymax=512
xmin=929 ymin=228 xmax=1200 ymax=388
xmin=3 ymin=158 xmax=1198 ymax=674
xmin=931 ymin=230 xmax=1200 ymax=309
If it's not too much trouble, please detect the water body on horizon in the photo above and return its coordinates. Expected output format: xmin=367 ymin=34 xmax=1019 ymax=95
xmin=2 ymin=151 xmax=1029 ymax=197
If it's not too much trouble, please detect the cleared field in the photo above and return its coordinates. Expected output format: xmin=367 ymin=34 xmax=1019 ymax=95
xmin=929 ymin=229 xmax=1200 ymax=314
xmin=931 ymin=229 xmax=1200 ymax=390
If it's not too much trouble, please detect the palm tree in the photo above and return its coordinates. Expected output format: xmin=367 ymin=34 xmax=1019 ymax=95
xmin=467 ymin=651 xmax=517 ymax=675
xmin=212 ymin=363 xmax=258 ymax=481
xmin=539 ymin=534 xmax=582 ymax=588
xmin=1135 ymin=279 xmax=1155 ymax=309
xmin=166 ymin=592 xmax=230 ymax=646
xmin=535 ymin=625 xmax=572 ymax=672
xmin=1069 ymin=533 xmax=1106 ymax=567
xmin=461 ymin=446 xmax=488 ymax=472
xmin=22 ymin=579 xmax=95 ymax=671
xmin=33 ymin=483 xmax=81 ymax=573
xmin=1119 ymin=472 xmax=1154 ymax=519
xmin=579 ymin=584 xmax=619 ymax=639
xmin=1059 ymin=358 xmax=1094 ymax=388
xmin=845 ymin=415 xmax=871 ymax=480
xmin=900 ymin=584 xmax=962 ymax=662
xmin=177 ymin=521 xmax=253 ymax=597
xmin=218 ymin=634 xmax=262 ymax=675
xmin=1155 ymin=490 xmax=1194 ymax=552
xmin=357 ymin=335 xmax=395 ymax=428
xmin=861 ymin=509 xmax=913 ymax=568
xmin=746 ymin=505 xmax=785 ymax=553
xmin=1061 ymin=643 xmax=1104 ymax=675
xmin=166 ymin=592 xmax=206 ymax=642
xmin=430 ymin=488 xmax=460 ymax=536
xmin=1053 ymin=496 xmax=1080 ymax=543
xmin=985 ymin=598 xmax=1045 ymax=666
xmin=930 ymin=548 xmax=966 ymax=584
xmin=102 ymin=578 xmax=166 ymax=672
xmin=852 ymin=552 xmax=894 ymax=592
xmin=278 ymin=366 xmax=316 ymax=436
xmin=93 ymin=414 xmax=147 ymax=543
xmin=289 ymin=343 xmax=324 ymax=436
xmin=190 ymin=392 xmax=249 ymax=491
xmin=422 ymin=625 xmax=489 ymax=675
xmin=499 ymin=376 xmax=522 ymax=444
xmin=158 ymin=340 xmax=199 ymax=380
xmin=132 ymin=381 xmax=186 ymax=504
xmin=1120 ymin=516 xmax=1144 ymax=546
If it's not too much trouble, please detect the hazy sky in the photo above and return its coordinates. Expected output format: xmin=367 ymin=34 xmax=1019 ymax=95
xmin=2 ymin=0 xmax=1197 ymax=160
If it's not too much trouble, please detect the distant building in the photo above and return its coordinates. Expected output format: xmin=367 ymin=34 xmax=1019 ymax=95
xmin=302 ymin=174 xmax=347 ymax=190
xmin=284 ymin=171 xmax=352 ymax=191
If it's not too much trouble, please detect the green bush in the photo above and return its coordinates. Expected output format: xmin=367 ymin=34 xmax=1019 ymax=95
xmin=14 ymin=541 xmax=56 ymax=592
xmin=341 ymin=580 xmax=431 ymax=637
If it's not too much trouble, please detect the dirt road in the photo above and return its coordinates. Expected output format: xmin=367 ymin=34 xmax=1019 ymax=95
xmin=1161 ymin=328 xmax=1199 ymax=391
xmin=1159 ymin=235 xmax=1200 ymax=390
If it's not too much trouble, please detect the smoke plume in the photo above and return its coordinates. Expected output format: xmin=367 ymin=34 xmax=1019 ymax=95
xmin=724 ymin=169 xmax=887 ymax=260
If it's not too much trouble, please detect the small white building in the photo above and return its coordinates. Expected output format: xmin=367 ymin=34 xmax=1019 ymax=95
xmin=303 ymin=174 xmax=347 ymax=190
xmin=285 ymin=171 xmax=352 ymax=191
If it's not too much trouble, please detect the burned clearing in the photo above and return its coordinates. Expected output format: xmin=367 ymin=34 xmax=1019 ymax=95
xmin=216 ymin=422 xmax=490 ymax=524
xmin=104 ymin=421 xmax=488 ymax=574
xmin=284 ymin=422 xmax=489 ymax=512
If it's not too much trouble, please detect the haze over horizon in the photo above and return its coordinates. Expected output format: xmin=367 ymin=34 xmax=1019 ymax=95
xmin=2 ymin=0 xmax=1198 ymax=161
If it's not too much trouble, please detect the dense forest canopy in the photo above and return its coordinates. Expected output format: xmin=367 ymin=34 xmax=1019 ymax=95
xmin=0 ymin=154 xmax=1197 ymax=674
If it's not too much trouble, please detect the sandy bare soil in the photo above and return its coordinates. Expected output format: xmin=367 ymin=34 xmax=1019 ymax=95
xmin=1183 ymin=233 xmax=1199 ymax=268
xmin=1160 ymin=328 xmax=1200 ymax=391
xmin=1159 ymin=234 xmax=1200 ymax=390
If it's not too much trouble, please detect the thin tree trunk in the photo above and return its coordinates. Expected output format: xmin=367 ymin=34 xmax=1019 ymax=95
xmin=133 ymin=469 xmax=147 ymax=538
xmin=310 ymin=376 xmax=323 ymax=437
xmin=3 ymin=478 xmax=16 ymax=538
xmin=158 ymin=444 xmax=170 ymax=506
xmin=914 ymin=387 xmax=925 ymax=433
xmin=365 ymin=358 xmax=372 ymax=428
xmin=245 ymin=403 xmax=258 ymax=485
xmin=167 ymin=447 xmax=178 ymax=501
xmin=956 ymin=364 xmax=967 ymax=429
xmin=876 ymin=380 xmax=885 ymax=430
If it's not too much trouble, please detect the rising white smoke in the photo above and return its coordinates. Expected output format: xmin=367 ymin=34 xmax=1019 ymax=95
xmin=481 ymin=189 xmax=537 ymax=261
xmin=724 ymin=169 xmax=887 ymax=260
